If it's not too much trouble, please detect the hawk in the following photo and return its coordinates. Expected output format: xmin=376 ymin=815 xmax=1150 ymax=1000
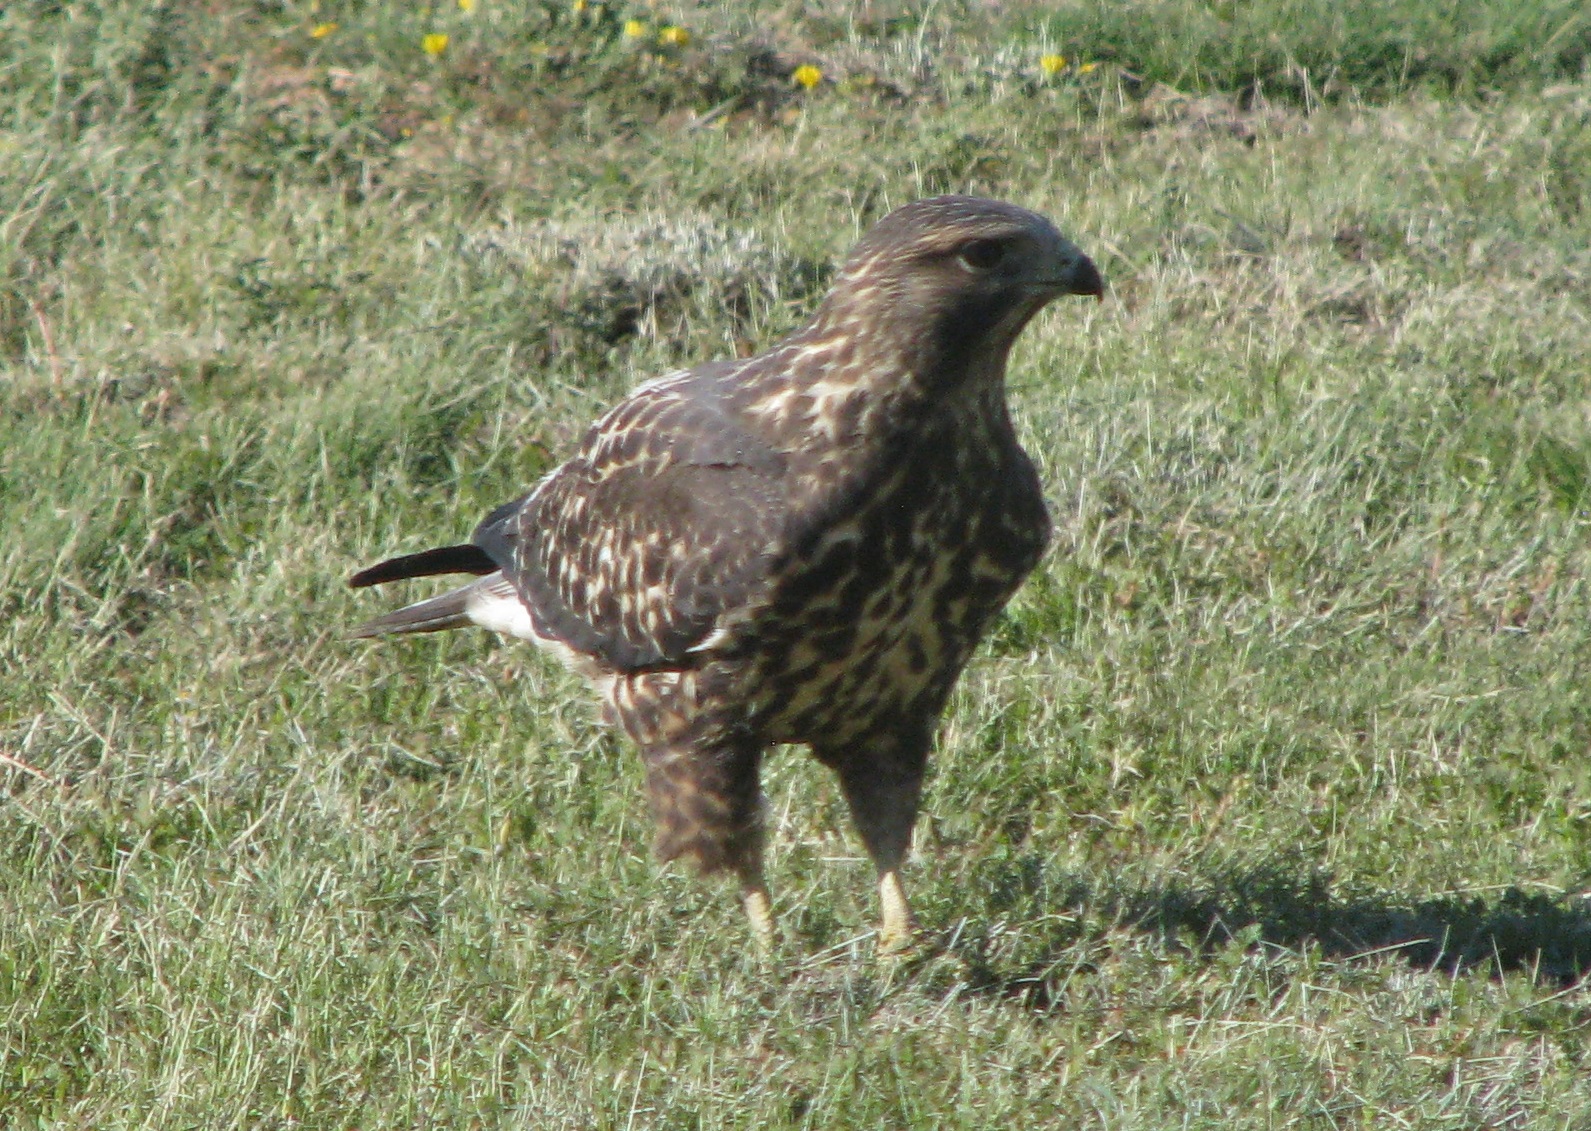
xmin=349 ymin=196 xmax=1103 ymax=952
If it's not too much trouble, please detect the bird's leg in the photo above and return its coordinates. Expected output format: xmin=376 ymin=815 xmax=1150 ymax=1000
xmin=841 ymin=776 xmax=920 ymax=953
xmin=736 ymin=860 xmax=775 ymax=950
xmin=822 ymin=743 xmax=927 ymax=955
xmin=721 ymin=758 xmax=774 ymax=951
xmin=876 ymin=867 xmax=916 ymax=955
xmin=721 ymin=776 xmax=775 ymax=952
xmin=632 ymin=702 xmax=772 ymax=951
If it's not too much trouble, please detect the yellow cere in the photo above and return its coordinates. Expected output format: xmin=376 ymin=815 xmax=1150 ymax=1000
xmin=310 ymin=22 xmax=337 ymax=38
xmin=658 ymin=25 xmax=690 ymax=47
xmin=422 ymin=33 xmax=450 ymax=56
xmin=792 ymin=64 xmax=822 ymax=90
xmin=1040 ymin=54 xmax=1066 ymax=76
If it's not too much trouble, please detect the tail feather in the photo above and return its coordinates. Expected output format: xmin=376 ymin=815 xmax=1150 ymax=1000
xmin=349 ymin=544 xmax=531 ymax=641
xmin=349 ymin=585 xmax=474 ymax=638
xmin=348 ymin=544 xmax=496 ymax=589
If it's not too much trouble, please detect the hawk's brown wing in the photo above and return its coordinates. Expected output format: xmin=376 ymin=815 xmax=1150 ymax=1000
xmin=475 ymin=367 xmax=787 ymax=671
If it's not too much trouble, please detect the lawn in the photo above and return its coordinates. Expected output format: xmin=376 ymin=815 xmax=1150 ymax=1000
xmin=3 ymin=1 xmax=1591 ymax=1126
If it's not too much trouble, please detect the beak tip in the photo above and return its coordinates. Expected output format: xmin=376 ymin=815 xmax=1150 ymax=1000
xmin=1076 ymin=255 xmax=1105 ymax=301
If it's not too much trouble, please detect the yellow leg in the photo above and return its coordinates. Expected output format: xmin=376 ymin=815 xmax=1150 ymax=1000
xmin=876 ymin=869 xmax=917 ymax=955
xmin=742 ymin=881 xmax=775 ymax=950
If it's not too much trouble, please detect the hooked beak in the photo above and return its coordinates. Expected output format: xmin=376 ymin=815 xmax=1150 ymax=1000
xmin=1069 ymin=254 xmax=1106 ymax=302
xmin=1028 ymin=251 xmax=1105 ymax=303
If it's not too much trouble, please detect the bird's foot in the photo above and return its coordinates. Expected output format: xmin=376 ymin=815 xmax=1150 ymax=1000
xmin=742 ymin=884 xmax=776 ymax=952
xmin=875 ymin=869 xmax=920 ymax=957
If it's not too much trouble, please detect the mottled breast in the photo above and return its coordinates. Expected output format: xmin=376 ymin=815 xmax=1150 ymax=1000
xmin=740 ymin=410 xmax=1049 ymax=746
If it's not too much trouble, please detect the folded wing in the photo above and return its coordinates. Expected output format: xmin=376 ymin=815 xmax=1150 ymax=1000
xmin=350 ymin=367 xmax=789 ymax=671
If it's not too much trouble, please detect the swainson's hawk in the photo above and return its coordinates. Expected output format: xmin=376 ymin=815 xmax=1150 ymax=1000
xmin=350 ymin=196 xmax=1103 ymax=951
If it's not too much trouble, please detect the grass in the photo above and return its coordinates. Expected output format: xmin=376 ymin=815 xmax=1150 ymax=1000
xmin=3 ymin=1 xmax=1591 ymax=1126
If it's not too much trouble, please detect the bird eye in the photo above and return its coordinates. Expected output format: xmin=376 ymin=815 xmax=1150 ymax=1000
xmin=957 ymin=238 xmax=1007 ymax=271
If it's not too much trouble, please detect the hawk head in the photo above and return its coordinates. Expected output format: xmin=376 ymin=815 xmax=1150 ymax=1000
xmin=813 ymin=196 xmax=1103 ymax=382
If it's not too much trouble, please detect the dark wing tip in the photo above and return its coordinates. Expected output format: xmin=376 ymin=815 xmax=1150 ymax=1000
xmin=348 ymin=544 xmax=497 ymax=588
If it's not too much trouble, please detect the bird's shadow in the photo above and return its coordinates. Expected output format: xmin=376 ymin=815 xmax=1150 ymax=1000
xmin=946 ymin=859 xmax=1591 ymax=1004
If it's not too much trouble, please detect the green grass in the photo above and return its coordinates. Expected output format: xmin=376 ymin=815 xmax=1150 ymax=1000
xmin=1029 ymin=0 xmax=1591 ymax=97
xmin=3 ymin=2 xmax=1591 ymax=1126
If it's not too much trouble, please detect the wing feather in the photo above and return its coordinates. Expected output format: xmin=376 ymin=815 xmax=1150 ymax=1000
xmin=482 ymin=366 xmax=787 ymax=670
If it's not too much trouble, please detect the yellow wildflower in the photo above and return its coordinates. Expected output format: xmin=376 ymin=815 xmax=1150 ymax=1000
xmin=658 ymin=25 xmax=690 ymax=47
xmin=572 ymin=0 xmax=587 ymax=10
xmin=1079 ymin=61 xmax=1099 ymax=74
xmin=623 ymin=19 xmax=647 ymax=38
xmin=310 ymin=22 xmax=337 ymax=39
xmin=422 ymin=33 xmax=449 ymax=56
xmin=792 ymin=64 xmax=822 ymax=90
xmin=458 ymin=0 xmax=475 ymax=9
xmin=1040 ymin=54 xmax=1066 ymax=76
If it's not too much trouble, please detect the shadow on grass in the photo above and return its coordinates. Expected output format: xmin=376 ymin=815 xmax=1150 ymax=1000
xmin=958 ymin=861 xmax=1591 ymax=1001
